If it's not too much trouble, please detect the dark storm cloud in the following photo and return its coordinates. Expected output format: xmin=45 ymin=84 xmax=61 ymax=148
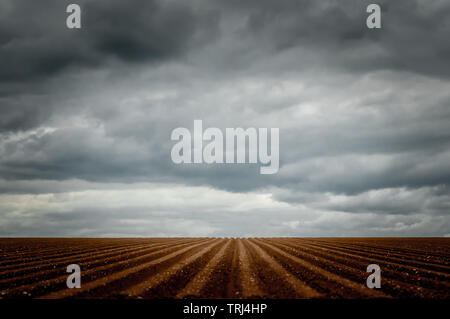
xmin=0 ymin=126 xmax=171 ymax=182
xmin=0 ymin=0 xmax=218 ymax=83
xmin=0 ymin=0 xmax=219 ymax=132
xmin=213 ymin=0 xmax=450 ymax=78
xmin=1 ymin=67 xmax=450 ymax=194
xmin=1 ymin=0 xmax=450 ymax=236
xmin=2 ymin=0 xmax=449 ymax=85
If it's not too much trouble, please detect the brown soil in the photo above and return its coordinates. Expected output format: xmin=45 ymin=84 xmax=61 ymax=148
xmin=0 ymin=238 xmax=448 ymax=299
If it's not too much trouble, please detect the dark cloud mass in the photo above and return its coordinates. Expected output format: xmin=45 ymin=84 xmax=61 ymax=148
xmin=0 ymin=0 xmax=449 ymax=236
xmin=0 ymin=0 xmax=218 ymax=82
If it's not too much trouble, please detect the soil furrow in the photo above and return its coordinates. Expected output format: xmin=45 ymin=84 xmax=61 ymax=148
xmin=244 ymin=239 xmax=321 ymax=298
xmin=38 ymin=239 xmax=215 ymax=299
xmin=293 ymin=240 xmax=450 ymax=280
xmin=2 ymin=239 xmax=209 ymax=298
xmin=252 ymin=239 xmax=389 ymax=298
xmin=268 ymin=239 xmax=446 ymax=298
xmin=176 ymin=239 xmax=233 ymax=298
xmin=0 ymin=239 xmax=195 ymax=289
xmin=303 ymin=239 xmax=450 ymax=269
xmin=122 ymin=239 xmax=225 ymax=298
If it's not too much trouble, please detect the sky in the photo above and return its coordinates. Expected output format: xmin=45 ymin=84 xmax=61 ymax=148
xmin=0 ymin=0 xmax=449 ymax=237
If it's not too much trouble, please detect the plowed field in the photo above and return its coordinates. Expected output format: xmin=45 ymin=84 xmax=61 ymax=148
xmin=0 ymin=238 xmax=449 ymax=299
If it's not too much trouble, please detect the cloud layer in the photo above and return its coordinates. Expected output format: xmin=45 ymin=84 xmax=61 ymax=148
xmin=0 ymin=0 xmax=449 ymax=236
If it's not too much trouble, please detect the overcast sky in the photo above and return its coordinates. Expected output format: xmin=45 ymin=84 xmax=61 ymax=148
xmin=1 ymin=0 xmax=449 ymax=237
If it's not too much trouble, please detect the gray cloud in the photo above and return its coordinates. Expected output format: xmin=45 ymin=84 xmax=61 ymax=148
xmin=0 ymin=0 xmax=218 ymax=82
xmin=0 ymin=0 xmax=449 ymax=236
